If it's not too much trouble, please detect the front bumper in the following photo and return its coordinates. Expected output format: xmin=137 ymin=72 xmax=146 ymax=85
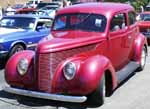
xmin=3 ymin=86 xmax=87 ymax=103
xmin=0 ymin=51 xmax=8 ymax=59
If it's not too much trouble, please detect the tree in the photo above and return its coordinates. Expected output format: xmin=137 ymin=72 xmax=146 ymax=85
xmin=105 ymin=0 xmax=150 ymax=12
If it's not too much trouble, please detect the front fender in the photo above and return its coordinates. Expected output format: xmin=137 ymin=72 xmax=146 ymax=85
xmin=78 ymin=55 xmax=117 ymax=94
xmin=52 ymin=55 xmax=117 ymax=95
xmin=5 ymin=50 xmax=36 ymax=89
xmin=10 ymin=40 xmax=26 ymax=50
xmin=133 ymin=33 xmax=148 ymax=63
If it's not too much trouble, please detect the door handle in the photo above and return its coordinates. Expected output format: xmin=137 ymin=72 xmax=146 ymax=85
xmin=128 ymin=36 xmax=131 ymax=39
xmin=128 ymin=35 xmax=132 ymax=44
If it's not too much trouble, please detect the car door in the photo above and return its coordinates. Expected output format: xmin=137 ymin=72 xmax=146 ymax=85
xmin=126 ymin=11 xmax=138 ymax=60
xmin=108 ymin=12 xmax=129 ymax=70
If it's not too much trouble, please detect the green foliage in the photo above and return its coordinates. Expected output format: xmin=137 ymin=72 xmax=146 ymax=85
xmin=106 ymin=0 xmax=150 ymax=12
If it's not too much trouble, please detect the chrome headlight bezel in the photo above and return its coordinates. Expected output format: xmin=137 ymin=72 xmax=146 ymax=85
xmin=17 ymin=58 xmax=29 ymax=76
xmin=63 ymin=62 xmax=76 ymax=80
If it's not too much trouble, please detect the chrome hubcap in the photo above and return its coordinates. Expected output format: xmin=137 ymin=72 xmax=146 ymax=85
xmin=102 ymin=78 xmax=106 ymax=98
xmin=141 ymin=48 xmax=146 ymax=67
xmin=16 ymin=47 xmax=23 ymax=53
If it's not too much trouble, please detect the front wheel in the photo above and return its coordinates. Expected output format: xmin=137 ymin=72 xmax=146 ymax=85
xmin=137 ymin=46 xmax=147 ymax=71
xmin=8 ymin=44 xmax=24 ymax=58
xmin=87 ymin=75 xmax=105 ymax=106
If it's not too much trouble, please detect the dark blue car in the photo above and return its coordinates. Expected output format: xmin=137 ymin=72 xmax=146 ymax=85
xmin=0 ymin=14 xmax=53 ymax=64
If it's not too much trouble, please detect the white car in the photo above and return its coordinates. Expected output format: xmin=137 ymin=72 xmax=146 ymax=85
xmin=37 ymin=5 xmax=59 ymax=18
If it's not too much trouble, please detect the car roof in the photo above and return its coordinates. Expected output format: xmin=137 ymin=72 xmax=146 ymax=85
xmin=3 ymin=14 xmax=53 ymax=20
xmin=57 ymin=2 xmax=134 ymax=16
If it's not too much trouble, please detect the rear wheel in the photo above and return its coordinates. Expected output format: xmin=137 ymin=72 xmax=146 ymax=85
xmin=87 ymin=75 xmax=105 ymax=106
xmin=137 ymin=46 xmax=146 ymax=71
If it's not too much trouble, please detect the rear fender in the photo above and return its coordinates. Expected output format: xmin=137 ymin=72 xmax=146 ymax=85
xmin=133 ymin=33 xmax=148 ymax=63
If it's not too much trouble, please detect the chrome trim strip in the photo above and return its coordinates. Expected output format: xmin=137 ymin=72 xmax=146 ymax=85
xmin=0 ymin=51 xmax=8 ymax=54
xmin=27 ymin=43 xmax=37 ymax=48
xmin=3 ymin=86 xmax=87 ymax=103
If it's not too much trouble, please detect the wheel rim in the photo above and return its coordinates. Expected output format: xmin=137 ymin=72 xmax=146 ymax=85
xmin=102 ymin=77 xmax=106 ymax=99
xmin=141 ymin=47 xmax=146 ymax=68
xmin=15 ymin=47 xmax=24 ymax=53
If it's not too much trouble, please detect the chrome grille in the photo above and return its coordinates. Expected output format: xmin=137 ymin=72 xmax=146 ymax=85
xmin=38 ymin=44 xmax=95 ymax=93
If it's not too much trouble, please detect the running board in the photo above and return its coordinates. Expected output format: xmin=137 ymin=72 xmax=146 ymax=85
xmin=117 ymin=61 xmax=139 ymax=83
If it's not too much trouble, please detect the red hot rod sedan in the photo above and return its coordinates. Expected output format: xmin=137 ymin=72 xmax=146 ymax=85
xmin=138 ymin=11 xmax=150 ymax=45
xmin=4 ymin=3 xmax=147 ymax=106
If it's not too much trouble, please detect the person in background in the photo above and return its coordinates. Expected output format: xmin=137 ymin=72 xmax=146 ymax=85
xmin=63 ymin=0 xmax=71 ymax=7
xmin=0 ymin=6 xmax=3 ymax=19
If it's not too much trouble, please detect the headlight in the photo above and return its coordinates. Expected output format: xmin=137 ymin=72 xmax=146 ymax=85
xmin=63 ymin=62 xmax=76 ymax=80
xmin=17 ymin=58 xmax=29 ymax=76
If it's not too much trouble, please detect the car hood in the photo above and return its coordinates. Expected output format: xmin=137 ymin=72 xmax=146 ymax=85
xmin=0 ymin=27 xmax=25 ymax=35
xmin=0 ymin=28 xmax=27 ymax=41
xmin=37 ymin=31 xmax=106 ymax=53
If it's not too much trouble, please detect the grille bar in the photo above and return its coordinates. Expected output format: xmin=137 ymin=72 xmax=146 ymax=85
xmin=38 ymin=44 xmax=95 ymax=93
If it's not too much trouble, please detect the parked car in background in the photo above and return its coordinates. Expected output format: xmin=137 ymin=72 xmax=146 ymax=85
xmin=15 ymin=2 xmax=61 ymax=15
xmin=37 ymin=5 xmax=60 ymax=18
xmin=137 ymin=11 xmax=150 ymax=45
xmin=36 ymin=2 xmax=62 ymax=9
xmin=145 ymin=5 xmax=150 ymax=11
xmin=12 ymin=4 xmax=24 ymax=10
xmin=26 ymin=0 xmax=43 ymax=8
xmin=15 ymin=7 xmax=36 ymax=14
xmin=4 ymin=3 xmax=147 ymax=106
xmin=0 ymin=14 xmax=53 ymax=65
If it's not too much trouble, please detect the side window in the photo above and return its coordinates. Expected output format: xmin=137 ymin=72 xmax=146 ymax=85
xmin=36 ymin=19 xmax=53 ymax=29
xmin=128 ymin=12 xmax=136 ymax=25
xmin=36 ymin=20 xmax=52 ymax=30
xmin=43 ymin=21 xmax=53 ymax=28
xmin=110 ymin=13 xmax=127 ymax=32
xmin=53 ymin=16 xmax=67 ymax=30
xmin=36 ymin=22 xmax=45 ymax=29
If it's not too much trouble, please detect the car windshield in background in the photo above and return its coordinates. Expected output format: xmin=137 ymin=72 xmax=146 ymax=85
xmin=0 ymin=17 xmax=36 ymax=30
xmin=140 ymin=14 xmax=150 ymax=21
xmin=40 ymin=5 xmax=59 ymax=10
xmin=52 ymin=13 xmax=107 ymax=32
xmin=145 ymin=6 xmax=150 ymax=11
xmin=37 ymin=2 xmax=60 ymax=9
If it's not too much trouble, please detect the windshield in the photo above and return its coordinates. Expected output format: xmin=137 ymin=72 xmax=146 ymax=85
xmin=0 ymin=17 xmax=36 ymax=30
xmin=52 ymin=13 xmax=107 ymax=32
xmin=140 ymin=14 xmax=150 ymax=21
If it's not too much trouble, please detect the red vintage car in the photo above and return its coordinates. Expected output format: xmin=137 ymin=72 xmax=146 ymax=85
xmin=138 ymin=11 xmax=150 ymax=45
xmin=15 ymin=7 xmax=36 ymax=14
xmin=4 ymin=3 xmax=147 ymax=106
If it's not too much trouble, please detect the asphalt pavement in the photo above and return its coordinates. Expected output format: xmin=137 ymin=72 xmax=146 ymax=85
xmin=0 ymin=48 xmax=150 ymax=109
